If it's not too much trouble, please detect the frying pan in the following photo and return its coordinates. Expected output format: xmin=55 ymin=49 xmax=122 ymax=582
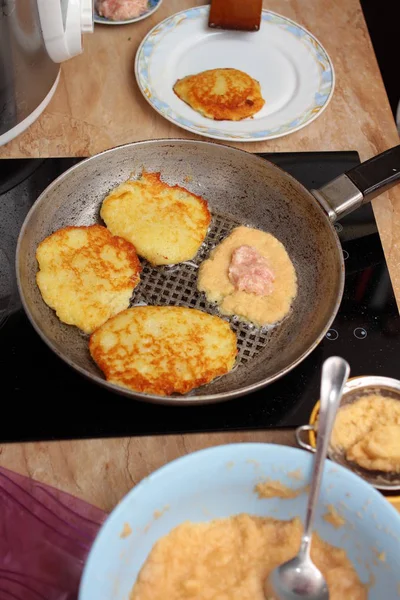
xmin=16 ymin=139 xmax=400 ymax=405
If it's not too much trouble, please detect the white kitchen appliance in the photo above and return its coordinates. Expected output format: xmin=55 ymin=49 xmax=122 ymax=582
xmin=0 ymin=0 xmax=93 ymax=146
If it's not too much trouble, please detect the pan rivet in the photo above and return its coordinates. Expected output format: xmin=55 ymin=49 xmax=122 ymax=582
xmin=354 ymin=327 xmax=367 ymax=339
xmin=334 ymin=223 xmax=343 ymax=233
xmin=343 ymin=250 xmax=349 ymax=260
xmin=326 ymin=329 xmax=338 ymax=341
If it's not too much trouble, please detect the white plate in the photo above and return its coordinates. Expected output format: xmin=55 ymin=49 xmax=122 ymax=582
xmin=94 ymin=0 xmax=162 ymax=25
xmin=135 ymin=6 xmax=335 ymax=141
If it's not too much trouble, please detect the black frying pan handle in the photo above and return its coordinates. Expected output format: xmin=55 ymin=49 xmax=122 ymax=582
xmin=311 ymin=144 xmax=400 ymax=222
xmin=346 ymin=144 xmax=400 ymax=201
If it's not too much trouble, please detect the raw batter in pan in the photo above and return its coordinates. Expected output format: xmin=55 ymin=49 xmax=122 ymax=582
xmin=197 ymin=226 xmax=297 ymax=327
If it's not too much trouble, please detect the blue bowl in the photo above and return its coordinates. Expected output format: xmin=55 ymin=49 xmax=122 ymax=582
xmin=79 ymin=443 xmax=400 ymax=598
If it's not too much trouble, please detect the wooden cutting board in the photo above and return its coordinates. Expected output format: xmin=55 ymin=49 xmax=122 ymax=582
xmin=208 ymin=0 xmax=262 ymax=31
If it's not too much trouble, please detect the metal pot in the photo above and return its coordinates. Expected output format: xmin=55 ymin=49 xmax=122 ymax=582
xmin=15 ymin=139 xmax=400 ymax=405
xmin=0 ymin=0 xmax=93 ymax=146
xmin=296 ymin=375 xmax=400 ymax=491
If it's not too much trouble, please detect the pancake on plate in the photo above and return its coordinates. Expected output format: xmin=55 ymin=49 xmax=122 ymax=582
xmin=89 ymin=305 xmax=237 ymax=396
xmin=197 ymin=226 xmax=297 ymax=327
xmin=173 ymin=68 xmax=265 ymax=121
xmin=36 ymin=224 xmax=141 ymax=334
xmin=100 ymin=171 xmax=211 ymax=266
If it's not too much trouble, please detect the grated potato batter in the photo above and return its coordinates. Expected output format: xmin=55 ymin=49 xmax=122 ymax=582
xmin=197 ymin=226 xmax=297 ymax=327
xmin=130 ymin=514 xmax=367 ymax=600
xmin=328 ymin=394 xmax=400 ymax=472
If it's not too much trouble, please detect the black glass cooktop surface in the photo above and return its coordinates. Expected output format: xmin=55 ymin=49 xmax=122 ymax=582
xmin=1 ymin=152 xmax=399 ymax=443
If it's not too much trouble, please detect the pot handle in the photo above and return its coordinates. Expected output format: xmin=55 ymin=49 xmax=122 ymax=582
xmin=311 ymin=144 xmax=400 ymax=222
xmin=37 ymin=0 xmax=93 ymax=63
xmin=295 ymin=424 xmax=316 ymax=453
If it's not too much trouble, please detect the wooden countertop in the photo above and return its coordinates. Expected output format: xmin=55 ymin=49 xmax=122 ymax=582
xmin=1 ymin=0 xmax=400 ymax=514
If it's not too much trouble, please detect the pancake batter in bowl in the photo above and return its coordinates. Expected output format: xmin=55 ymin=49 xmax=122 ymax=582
xmin=328 ymin=394 xmax=400 ymax=472
xmin=197 ymin=226 xmax=297 ymax=327
xmin=130 ymin=514 xmax=367 ymax=599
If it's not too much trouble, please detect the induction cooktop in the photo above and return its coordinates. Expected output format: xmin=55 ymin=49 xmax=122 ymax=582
xmin=1 ymin=151 xmax=399 ymax=443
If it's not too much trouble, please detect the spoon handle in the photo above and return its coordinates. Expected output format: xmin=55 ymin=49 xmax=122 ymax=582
xmin=300 ymin=356 xmax=350 ymax=556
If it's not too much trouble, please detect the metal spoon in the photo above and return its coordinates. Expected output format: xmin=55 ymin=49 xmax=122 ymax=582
xmin=265 ymin=355 xmax=350 ymax=600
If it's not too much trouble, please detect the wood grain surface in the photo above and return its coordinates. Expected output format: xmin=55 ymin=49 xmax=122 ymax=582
xmin=0 ymin=0 xmax=399 ymax=513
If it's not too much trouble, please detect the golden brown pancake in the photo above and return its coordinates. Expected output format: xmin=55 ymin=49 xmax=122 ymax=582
xmin=36 ymin=224 xmax=141 ymax=334
xmin=100 ymin=171 xmax=211 ymax=266
xmin=89 ymin=305 xmax=237 ymax=396
xmin=173 ymin=68 xmax=265 ymax=121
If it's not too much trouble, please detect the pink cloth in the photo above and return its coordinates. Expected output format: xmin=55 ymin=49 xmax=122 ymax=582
xmin=0 ymin=466 xmax=106 ymax=599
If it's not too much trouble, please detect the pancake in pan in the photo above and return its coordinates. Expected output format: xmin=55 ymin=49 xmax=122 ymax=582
xmin=100 ymin=171 xmax=211 ymax=266
xmin=89 ymin=305 xmax=238 ymax=396
xmin=36 ymin=224 xmax=141 ymax=334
